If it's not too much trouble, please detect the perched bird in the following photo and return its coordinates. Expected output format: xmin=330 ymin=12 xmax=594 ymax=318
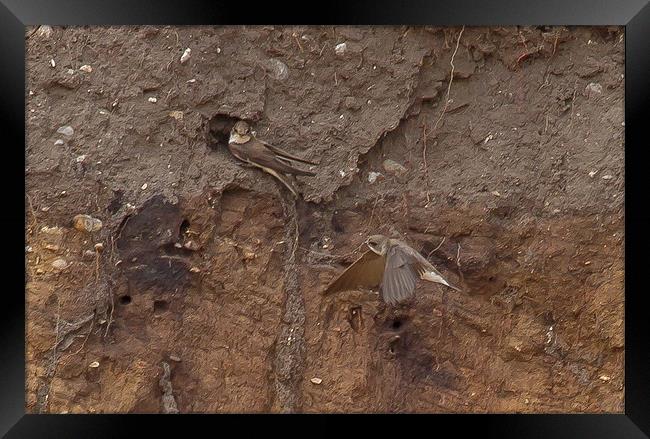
xmin=323 ymin=234 xmax=461 ymax=305
xmin=228 ymin=120 xmax=318 ymax=197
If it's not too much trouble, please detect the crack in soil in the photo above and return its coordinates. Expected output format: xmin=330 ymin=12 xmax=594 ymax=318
xmin=272 ymin=196 xmax=306 ymax=412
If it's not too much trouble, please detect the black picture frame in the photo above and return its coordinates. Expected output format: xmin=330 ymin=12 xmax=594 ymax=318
xmin=3 ymin=0 xmax=649 ymax=437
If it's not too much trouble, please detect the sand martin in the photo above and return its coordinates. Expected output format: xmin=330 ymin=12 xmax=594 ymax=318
xmin=228 ymin=120 xmax=318 ymax=197
xmin=323 ymin=234 xmax=461 ymax=305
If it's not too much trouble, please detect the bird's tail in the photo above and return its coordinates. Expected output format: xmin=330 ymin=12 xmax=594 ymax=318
xmin=289 ymin=168 xmax=316 ymax=177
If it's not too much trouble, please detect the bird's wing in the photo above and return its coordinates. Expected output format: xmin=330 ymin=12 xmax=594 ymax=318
xmin=322 ymin=250 xmax=385 ymax=295
xmin=258 ymin=138 xmax=320 ymax=166
xmin=246 ymin=140 xmax=315 ymax=176
xmin=397 ymin=242 xmax=462 ymax=292
xmin=380 ymin=245 xmax=420 ymax=305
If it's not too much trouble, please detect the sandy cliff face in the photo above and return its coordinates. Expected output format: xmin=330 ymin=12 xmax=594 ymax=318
xmin=26 ymin=25 xmax=624 ymax=413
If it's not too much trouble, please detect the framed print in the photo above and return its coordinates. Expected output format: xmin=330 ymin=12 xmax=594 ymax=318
xmin=2 ymin=0 xmax=649 ymax=436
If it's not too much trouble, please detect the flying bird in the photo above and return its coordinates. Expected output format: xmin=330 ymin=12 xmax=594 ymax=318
xmin=323 ymin=234 xmax=462 ymax=305
xmin=228 ymin=120 xmax=318 ymax=197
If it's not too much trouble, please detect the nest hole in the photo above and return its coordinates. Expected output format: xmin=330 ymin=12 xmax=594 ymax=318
xmin=207 ymin=114 xmax=241 ymax=151
xmin=179 ymin=219 xmax=190 ymax=238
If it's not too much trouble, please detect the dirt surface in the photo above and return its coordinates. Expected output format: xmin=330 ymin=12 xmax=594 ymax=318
xmin=25 ymin=25 xmax=624 ymax=413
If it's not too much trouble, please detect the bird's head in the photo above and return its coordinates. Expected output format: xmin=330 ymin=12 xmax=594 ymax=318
xmin=229 ymin=120 xmax=251 ymax=144
xmin=366 ymin=234 xmax=389 ymax=256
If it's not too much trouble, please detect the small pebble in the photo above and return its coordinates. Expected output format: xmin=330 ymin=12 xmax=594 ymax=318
xmin=602 ymin=175 xmax=614 ymax=180
xmin=169 ymin=111 xmax=184 ymax=121
xmin=44 ymin=244 xmax=60 ymax=252
xmin=83 ymin=250 xmax=96 ymax=260
xmin=599 ymin=375 xmax=611 ymax=382
xmin=343 ymin=96 xmax=361 ymax=111
xmin=334 ymin=42 xmax=347 ymax=55
xmin=41 ymin=226 xmax=63 ymax=235
xmin=382 ymin=159 xmax=407 ymax=176
xmin=169 ymin=355 xmax=181 ymax=362
xmin=141 ymin=183 xmax=148 ymax=190
xmin=243 ymin=250 xmax=256 ymax=260
xmin=76 ymin=155 xmax=87 ymax=163
xmin=148 ymin=97 xmax=157 ymax=103
xmin=339 ymin=170 xmax=346 ymax=178
xmin=52 ymin=258 xmax=68 ymax=270
xmin=25 ymin=245 xmax=33 ymax=253
xmin=368 ymin=171 xmax=381 ymax=183
xmin=73 ymin=214 xmax=103 ymax=233
xmin=36 ymin=268 xmax=45 ymax=275
xmin=184 ymin=240 xmax=200 ymax=251
xmin=180 ymin=48 xmax=192 ymax=64
xmin=310 ymin=377 xmax=323 ymax=385
xmin=94 ymin=243 xmax=104 ymax=252
xmin=79 ymin=65 xmax=93 ymax=73
xmin=67 ymin=69 xmax=74 ymax=75
xmin=57 ymin=125 xmax=74 ymax=137
xmin=491 ymin=190 xmax=501 ymax=197
xmin=36 ymin=25 xmax=53 ymax=38
xmin=266 ymin=58 xmax=289 ymax=81
xmin=54 ymin=139 xmax=64 ymax=146
xmin=189 ymin=267 xmax=201 ymax=273
xmin=89 ymin=361 xmax=100 ymax=368
xmin=50 ymin=59 xmax=56 ymax=68
xmin=589 ymin=170 xmax=597 ymax=178
xmin=585 ymin=82 xmax=603 ymax=94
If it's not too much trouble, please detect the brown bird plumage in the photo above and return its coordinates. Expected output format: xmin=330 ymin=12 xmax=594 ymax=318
xmin=323 ymin=234 xmax=461 ymax=305
xmin=228 ymin=120 xmax=318 ymax=197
